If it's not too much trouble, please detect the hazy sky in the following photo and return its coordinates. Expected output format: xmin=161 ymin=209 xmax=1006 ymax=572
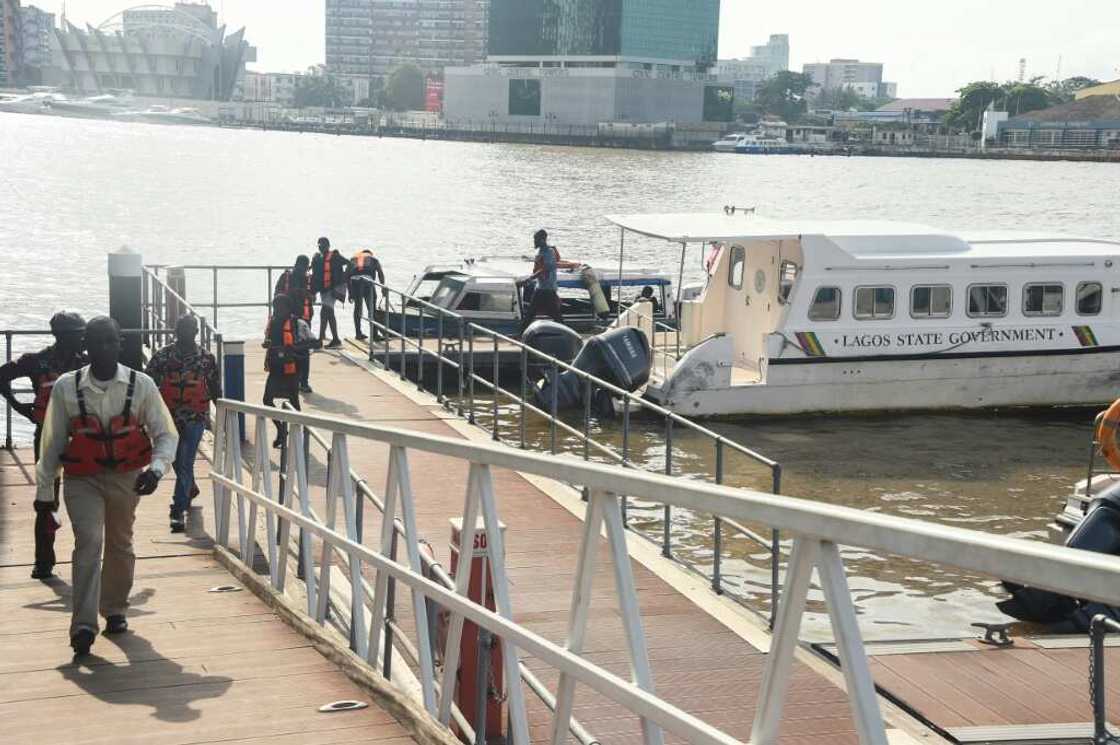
xmin=44 ymin=1 xmax=1119 ymax=97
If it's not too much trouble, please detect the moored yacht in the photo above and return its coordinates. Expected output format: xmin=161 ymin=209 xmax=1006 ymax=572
xmin=608 ymin=211 xmax=1120 ymax=416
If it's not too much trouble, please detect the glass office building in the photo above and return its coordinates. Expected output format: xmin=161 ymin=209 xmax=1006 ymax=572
xmin=489 ymin=0 xmax=719 ymax=66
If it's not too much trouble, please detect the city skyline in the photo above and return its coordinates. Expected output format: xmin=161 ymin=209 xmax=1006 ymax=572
xmin=39 ymin=0 xmax=1120 ymax=96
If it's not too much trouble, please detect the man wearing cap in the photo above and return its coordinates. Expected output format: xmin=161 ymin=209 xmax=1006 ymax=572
xmin=311 ymin=237 xmax=349 ymax=349
xmin=36 ymin=316 xmax=178 ymax=655
xmin=520 ymin=229 xmax=577 ymax=332
xmin=0 ymin=311 xmax=87 ymax=579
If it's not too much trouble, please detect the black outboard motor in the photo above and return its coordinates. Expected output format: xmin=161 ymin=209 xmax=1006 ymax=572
xmin=521 ymin=321 xmax=583 ymax=380
xmin=997 ymin=483 xmax=1120 ymax=631
xmin=536 ymin=327 xmax=651 ymax=411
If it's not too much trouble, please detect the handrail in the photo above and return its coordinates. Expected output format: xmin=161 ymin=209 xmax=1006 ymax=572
xmin=211 ymin=399 xmax=1120 ymax=745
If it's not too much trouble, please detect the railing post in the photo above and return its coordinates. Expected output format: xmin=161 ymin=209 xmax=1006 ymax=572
xmin=550 ymin=359 xmax=559 ymax=454
xmin=383 ymin=529 xmax=398 ymax=680
xmin=583 ymin=377 xmax=592 ymax=461
xmin=399 ymin=302 xmax=407 ymax=381
xmin=166 ymin=266 xmax=186 ymax=330
xmin=712 ymin=440 xmax=724 ymax=595
xmin=456 ymin=320 xmax=465 ymax=417
xmin=519 ymin=346 xmax=527 ymax=449
xmin=492 ymin=334 xmax=500 ymax=441
xmin=211 ymin=267 xmax=219 ymax=330
xmin=4 ymin=332 xmax=11 ymax=450
xmin=468 ymin=332 xmax=476 ymax=424
xmin=771 ymin=464 xmax=782 ymax=629
xmin=662 ymin=416 xmax=673 ymax=558
xmin=417 ymin=306 xmax=425 ymax=392
xmin=621 ymin=397 xmax=630 ymax=526
xmin=222 ymin=338 xmax=245 ymax=441
xmin=436 ymin=313 xmax=445 ymax=403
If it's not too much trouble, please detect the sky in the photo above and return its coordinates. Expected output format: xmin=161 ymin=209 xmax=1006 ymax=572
xmin=43 ymin=1 xmax=1120 ymax=97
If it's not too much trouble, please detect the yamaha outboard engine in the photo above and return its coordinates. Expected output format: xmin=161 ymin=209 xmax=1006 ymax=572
xmin=521 ymin=321 xmax=583 ymax=380
xmin=997 ymin=482 xmax=1120 ymax=630
xmin=536 ymin=327 xmax=651 ymax=412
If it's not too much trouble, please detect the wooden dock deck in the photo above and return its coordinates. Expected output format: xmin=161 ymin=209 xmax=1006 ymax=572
xmin=0 ymin=448 xmax=423 ymax=745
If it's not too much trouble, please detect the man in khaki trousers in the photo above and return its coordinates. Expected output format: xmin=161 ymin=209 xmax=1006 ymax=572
xmin=36 ymin=317 xmax=178 ymax=656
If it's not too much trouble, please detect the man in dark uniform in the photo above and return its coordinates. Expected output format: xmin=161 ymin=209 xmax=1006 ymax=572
xmin=0 ymin=312 xmax=87 ymax=579
xmin=263 ymin=294 xmax=320 ymax=447
xmin=347 ymin=248 xmax=385 ymax=341
xmin=275 ymin=255 xmax=315 ymax=393
xmin=310 ymin=237 xmax=349 ymax=349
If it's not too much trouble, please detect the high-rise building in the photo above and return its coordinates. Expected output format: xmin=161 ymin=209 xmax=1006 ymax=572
xmin=18 ymin=4 xmax=54 ymax=83
xmin=715 ymin=33 xmax=789 ymax=103
xmin=488 ymin=0 xmax=719 ymax=67
xmin=0 ymin=0 xmax=19 ymax=86
xmin=749 ymin=34 xmax=788 ymax=75
xmin=803 ymin=58 xmax=897 ymax=99
xmin=325 ymin=0 xmax=489 ymax=80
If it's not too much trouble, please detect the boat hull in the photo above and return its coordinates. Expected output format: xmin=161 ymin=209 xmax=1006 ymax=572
xmin=647 ymin=347 xmax=1120 ymax=415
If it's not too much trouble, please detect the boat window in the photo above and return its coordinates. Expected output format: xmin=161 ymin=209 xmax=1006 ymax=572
xmin=1022 ymin=283 xmax=1063 ymax=317
xmin=728 ymin=245 xmax=745 ymax=290
xmin=854 ymin=286 xmax=895 ymax=320
xmin=1077 ymin=282 xmax=1103 ymax=316
xmin=808 ymin=286 xmax=841 ymax=321
xmin=458 ymin=287 xmax=517 ymax=313
xmin=967 ymin=284 xmax=1008 ymax=318
xmin=428 ymin=278 xmax=465 ymax=309
xmin=778 ymin=261 xmax=799 ymax=304
xmin=911 ymin=285 xmax=952 ymax=319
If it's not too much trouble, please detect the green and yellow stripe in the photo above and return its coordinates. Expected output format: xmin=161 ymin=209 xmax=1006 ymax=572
xmin=1073 ymin=325 xmax=1099 ymax=347
xmin=796 ymin=331 xmax=826 ymax=357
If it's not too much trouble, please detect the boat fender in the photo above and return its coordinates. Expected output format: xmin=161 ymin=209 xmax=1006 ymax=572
xmin=580 ymin=266 xmax=610 ymax=316
xmin=1098 ymin=399 xmax=1120 ymax=471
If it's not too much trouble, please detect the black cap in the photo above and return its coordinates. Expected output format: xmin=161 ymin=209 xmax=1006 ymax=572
xmin=49 ymin=311 xmax=86 ymax=336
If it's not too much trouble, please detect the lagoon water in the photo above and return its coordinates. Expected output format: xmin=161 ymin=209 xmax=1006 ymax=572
xmin=3 ymin=113 xmax=1118 ymax=638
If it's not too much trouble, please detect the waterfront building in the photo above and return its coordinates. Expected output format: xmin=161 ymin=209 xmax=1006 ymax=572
xmin=445 ymin=0 xmax=728 ymax=128
xmin=44 ymin=3 xmax=256 ymax=100
xmin=715 ymin=33 xmax=789 ymax=104
xmin=324 ymin=0 xmax=488 ymax=81
xmin=997 ymin=94 xmax=1120 ymax=150
xmin=0 ymin=0 xmax=16 ymax=86
xmin=17 ymin=3 xmax=53 ymax=84
xmin=803 ymin=58 xmax=897 ymax=99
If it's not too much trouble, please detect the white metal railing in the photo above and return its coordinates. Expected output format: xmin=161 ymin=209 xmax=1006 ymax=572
xmin=209 ymin=399 xmax=1120 ymax=745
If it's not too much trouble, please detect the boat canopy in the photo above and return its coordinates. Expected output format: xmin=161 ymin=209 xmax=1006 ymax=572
xmin=460 ymin=257 xmax=672 ymax=287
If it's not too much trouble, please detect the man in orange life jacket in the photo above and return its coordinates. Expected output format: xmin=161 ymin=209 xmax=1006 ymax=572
xmin=347 ymin=248 xmax=384 ymax=341
xmin=263 ymin=294 xmax=319 ymax=447
xmin=36 ymin=316 xmax=178 ymax=656
xmin=145 ymin=315 xmax=221 ymax=533
xmin=274 ymin=254 xmax=315 ymax=393
xmin=0 ymin=311 xmax=87 ymax=579
xmin=311 ymin=237 xmax=349 ymax=349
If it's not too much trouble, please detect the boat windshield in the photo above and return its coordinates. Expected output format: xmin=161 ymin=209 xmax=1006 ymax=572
xmin=429 ymin=277 xmax=466 ymax=309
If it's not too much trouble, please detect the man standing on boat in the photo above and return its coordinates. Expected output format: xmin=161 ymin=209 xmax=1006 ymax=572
xmin=520 ymin=229 xmax=576 ymax=332
xmin=275 ymin=255 xmax=315 ymax=393
xmin=311 ymin=237 xmax=349 ymax=349
xmin=347 ymin=248 xmax=384 ymax=342
xmin=0 ymin=312 xmax=87 ymax=579
xmin=145 ymin=315 xmax=221 ymax=534
xmin=35 ymin=316 xmax=178 ymax=655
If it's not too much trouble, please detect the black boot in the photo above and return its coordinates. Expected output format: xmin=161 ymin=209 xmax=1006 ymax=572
xmin=71 ymin=628 xmax=95 ymax=656
xmin=170 ymin=507 xmax=185 ymax=534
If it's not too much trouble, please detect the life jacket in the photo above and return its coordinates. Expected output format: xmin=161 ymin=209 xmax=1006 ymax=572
xmin=60 ymin=369 xmax=153 ymax=477
xmin=31 ymin=371 xmax=61 ymax=424
xmin=322 ymin=250 xmax=338 ymax=289
xmin=278 ymin=270 xmax=313 ymax=321
xmin=351 ymin=252 xmax=372 ymax=273
xmin=158 ymin=368 xmax=210 ymax=415
xmin=264 ymin=317 xmax=299 ymax=377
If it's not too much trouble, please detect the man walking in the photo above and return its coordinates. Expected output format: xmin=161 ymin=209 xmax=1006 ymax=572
xmin=275 ymin=255 xmax=315 ymax=393
xmin=35 ymin=316 xmax=178 ymax=655
xmin=146 ymin=315 xmax=221 ymax=533
xmin=347 ymin=248 xmax=384 ymax=341
xmin=520 ymin=229 xmax=575 ymax=332
xmin=0 ymin=311 xmax=87 ymax=579
xmin=263 ymin=294 xmax=319 ymax=447
xmin=311 ymin=237 xmax=349 ymax=349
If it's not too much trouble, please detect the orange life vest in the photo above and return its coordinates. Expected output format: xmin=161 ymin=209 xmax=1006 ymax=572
xmin=322 ymin=250 xmax=338 ymax=289
xmin=159 ymin=369 xmax=210 ymax=415
xmin=352 ymin=252 xmax=371 ymax=272
xmin=278 ymin=270 xmax=313 ymax=321
xmin=60 ymin=369 xmax=153 ymax=477
xmin=264 ymin=317 xmax=299 ymax=377
xmin=31 ymin=372 xmax=60 ymax=424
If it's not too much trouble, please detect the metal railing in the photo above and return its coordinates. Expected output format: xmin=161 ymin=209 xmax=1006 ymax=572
xmin=210 ymin=399 xmax=1120 ymax=745
xmin=355 ymin=277 xmax=784 ymax=624
xmin=140 ymin=267 xmax=226 ymax=381
xmin=1090 ymin=614 xmax=1120 ymax=745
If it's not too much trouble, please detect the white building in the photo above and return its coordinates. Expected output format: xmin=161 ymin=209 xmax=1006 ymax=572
xmin=803 ymin=58 xmax=897 ymax=99
xmin=714 ymin=34 xmax=788 ymax=103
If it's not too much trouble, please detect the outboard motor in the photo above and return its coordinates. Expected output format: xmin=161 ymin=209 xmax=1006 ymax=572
xmin=536 ymin=327 xmax=651 ymax=412
xmin=997 ymin=482 xmax=1120 ymax=630
xmin=521 ymin=321 xmax=583 ymax=380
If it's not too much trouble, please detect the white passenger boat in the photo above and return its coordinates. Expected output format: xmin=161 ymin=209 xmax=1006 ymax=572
xmin=608 ymin=211 xmax=1120 ymax=416
xmin=712 ymin=133 xmax=750 ymax=152
xmin=711 ymin=132 xmax=793 ymax=154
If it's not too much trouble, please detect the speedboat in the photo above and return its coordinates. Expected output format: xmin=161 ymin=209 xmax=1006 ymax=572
xmin=113 ymin=105 xmax=211 ymax=126
xmin=736 ymin=134 xmax=792 ymax=154
xmin=387 ymin=256 xmax=675 ymax=337
xmin=47 ymin=93 xmax=135 ymax=118
xmin=713 ymin=133 xmax=750 ymax=152
xmin=0 ymin=91 xmax=60 ymax=115
xmin=605 ymin=211 xmax=1120 ymax=416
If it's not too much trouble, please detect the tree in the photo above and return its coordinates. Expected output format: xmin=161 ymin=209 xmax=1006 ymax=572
xmin=754 ymin=71 xmax=816 ymax=123
xmin=945 ymin=79 xmax=1056 ymax=132
xmin=293 ymin=68 xmax=351 ymax=109
xmin=1048 ymin=76 xmax=1102 ymax=103
xmin=1001 ymin=80 xmax=1053 ymax=116
xmin=814 ymin=86 xmax=886 ymax=112
xmin=381 ymin=64 xmax=426 ymax=112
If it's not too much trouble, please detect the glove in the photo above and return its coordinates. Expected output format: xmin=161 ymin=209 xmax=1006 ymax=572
xmin=33 ymin=499 xmax=58 ymax=514
xmin=134 ymin=469 xmax=162 ymax=496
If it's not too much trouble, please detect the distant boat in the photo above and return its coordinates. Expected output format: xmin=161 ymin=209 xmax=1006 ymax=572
xmin=46 ymin=93 xmax=135 ymax=119
xmin=713 ymin=133 xmax=750 ymax=152
xmin=113 ymin=105 xmax=211 ymax=126
xmin=0 ymin=91 xmax=60 ymax=115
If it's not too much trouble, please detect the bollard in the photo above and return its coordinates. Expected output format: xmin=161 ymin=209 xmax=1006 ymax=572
xmin=166 ymin=266 xmax=187 ymax=330
xmin=447 ymin=517 xmax=507 ymax=743
xmin=222 ymin=340 xmax=247 ymax=440
xmin=108 ymin=248 xmax=144 ymax=370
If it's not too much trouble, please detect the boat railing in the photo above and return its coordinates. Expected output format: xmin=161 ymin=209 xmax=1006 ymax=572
xmin=613 ymin=301 xmax=684 ymax=380
xmin=355 ymin=277 xmax=785 ymax=625
xmin=210 ymin=397 xmax=1120 ymax=745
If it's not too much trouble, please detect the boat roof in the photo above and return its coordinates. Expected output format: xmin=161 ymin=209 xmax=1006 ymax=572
xmin=462 ymin=257 xmax=673 ymax=285
xmin=605 ymin=212 xmax=1120 ymax=260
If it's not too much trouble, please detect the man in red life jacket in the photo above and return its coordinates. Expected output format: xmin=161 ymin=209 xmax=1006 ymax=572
xmin=311 ymin=237 xmax=349 ymax=349
xmin=146 ymin=315 xmax=221 ymax=534
xmin=347 ymin=248 xmax=385 ymax=342
xmin=274 ymin=254 xmax=315 ymax=393
xmin=0 ymin=311 xmax=87 ymax=579
xmin=36 ymin=316 xmax=178 ymax=656
xmin=263 ymin=294 xmax=320 ymax=447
